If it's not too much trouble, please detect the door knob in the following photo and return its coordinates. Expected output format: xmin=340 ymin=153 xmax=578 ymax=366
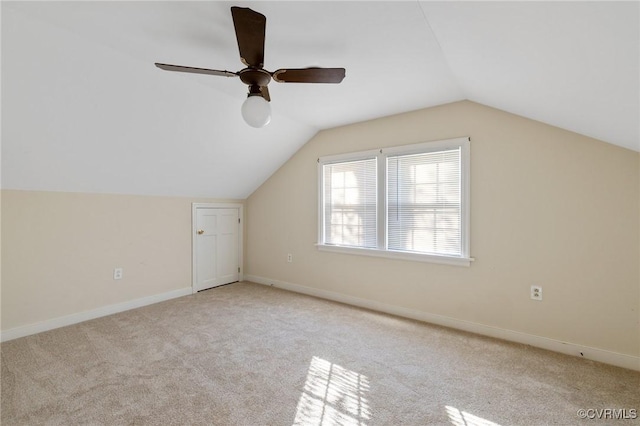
xmin=197 ymin=230 xmax=205 ymax=235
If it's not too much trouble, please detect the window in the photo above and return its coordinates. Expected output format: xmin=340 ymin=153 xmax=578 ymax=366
xmin=387 ymin=148 xmax=462 ymax=256
xmin=322 ymin=158 xmax=377 ymax=248
xmin=318 ymin=137 xmax=471 ymax=266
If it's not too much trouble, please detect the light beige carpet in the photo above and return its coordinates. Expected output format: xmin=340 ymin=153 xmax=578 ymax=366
xmin=1 ymin=281 xmax=638 ymax=425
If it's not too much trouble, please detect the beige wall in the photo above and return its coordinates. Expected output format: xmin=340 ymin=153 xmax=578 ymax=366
xmin=246 ymin=100 xmax=640 ymax=357
xmin=1 ymin=190 xmax=243 ymax=331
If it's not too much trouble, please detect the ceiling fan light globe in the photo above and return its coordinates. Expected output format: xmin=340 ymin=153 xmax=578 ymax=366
xmin=241 ymin=95 xmax=271 ymax=128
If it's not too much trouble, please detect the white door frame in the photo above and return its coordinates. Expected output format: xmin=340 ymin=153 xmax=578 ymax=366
xmin=192 ymin=202 xmax=244 ymax=294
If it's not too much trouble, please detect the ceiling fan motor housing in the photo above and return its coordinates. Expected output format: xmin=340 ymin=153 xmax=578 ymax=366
xmin=239 ymin=68 xmax=271 ymax=87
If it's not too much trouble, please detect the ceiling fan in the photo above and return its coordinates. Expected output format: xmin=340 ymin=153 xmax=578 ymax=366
xmin=155 ymin=6 xmax=346 ymax=128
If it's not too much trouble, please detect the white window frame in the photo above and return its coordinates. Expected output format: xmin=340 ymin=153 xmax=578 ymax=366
xmin=317 ymin=137 xmax=472 ymax=267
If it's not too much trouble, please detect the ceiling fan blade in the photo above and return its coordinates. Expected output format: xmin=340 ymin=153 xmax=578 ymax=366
xmin=260 ymin=86 xmax=271 ymax=102
xmin=272 ymin=68 xmax=346 ymax=84
xmin=231 ymin=7 xmax=266 ymax=69
xmin=155 ymin=63 xmax=238 ymax=77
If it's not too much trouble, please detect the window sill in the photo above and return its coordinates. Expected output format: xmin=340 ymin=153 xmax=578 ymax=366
xmin=316 ymin=244 xmax=474 ymax=267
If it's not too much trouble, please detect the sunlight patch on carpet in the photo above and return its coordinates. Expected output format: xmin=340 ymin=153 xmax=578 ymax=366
xmin=446 ymin=405 xmax=501 ymax=426
xmin=293 ymin=356 xmax=371 ymax=426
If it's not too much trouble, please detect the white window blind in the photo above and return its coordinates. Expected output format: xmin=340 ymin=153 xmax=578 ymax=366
xmin=318 ymin=137 xmax=470 ymax=266
xmin=387 ymin=148 xmax=462 ymax=256
xmin=323 ymin=158 xmax=377 ymax=248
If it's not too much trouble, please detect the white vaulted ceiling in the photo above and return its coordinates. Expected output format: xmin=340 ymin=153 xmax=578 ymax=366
xmin=2 ymin=1 xmax=638 ymax=198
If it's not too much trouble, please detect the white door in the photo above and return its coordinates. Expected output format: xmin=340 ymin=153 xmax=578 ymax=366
xmin=194 ymin=207 xmax=239 ymax=291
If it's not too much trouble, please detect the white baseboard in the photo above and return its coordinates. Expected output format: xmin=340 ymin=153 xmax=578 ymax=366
xmin=0 ymin=287 xmax=193 ymax=342
xmin=245 ymin=275 xmax=640 ymax=372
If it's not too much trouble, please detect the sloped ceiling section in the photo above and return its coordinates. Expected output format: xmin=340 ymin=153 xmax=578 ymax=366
xmin=421 ymin=1 xmax=639 ymax=152
xmin=2 ymin=2 xmax=638 ymax=199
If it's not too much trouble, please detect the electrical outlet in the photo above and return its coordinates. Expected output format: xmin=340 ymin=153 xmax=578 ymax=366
xmin=530 ymin=285 xmax=542 ymax=301
xmin=287 ymin=253 xmax=293 ymax=263
xmin=113 ymin=268 xmax=123 ymax=280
